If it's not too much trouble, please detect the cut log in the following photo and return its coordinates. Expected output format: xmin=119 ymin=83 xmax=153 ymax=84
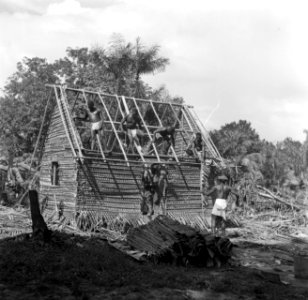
xmin=29 ymin=190 xmax=51 ymax=242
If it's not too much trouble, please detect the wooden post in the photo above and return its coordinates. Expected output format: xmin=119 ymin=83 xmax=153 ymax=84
xmin=120 ymin=96 xmax=146 ymax=162
xmin=53 ymin=86 xmax=78 ymax=158
xmin=97 ymin=93 xmax=130 ymax=165
xmin=70 ymin=91 xmax=80 ymax=114
xmin=29 ymin=190 xmax=51 ymax=242
xmin=132 ymin=97 xmax=161 ymax=162
xmin=59 ymin=87 xmax=84 ymax=159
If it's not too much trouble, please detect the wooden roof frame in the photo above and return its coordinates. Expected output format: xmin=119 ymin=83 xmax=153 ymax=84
xmin=44 ymin=84 xmax=224 ymax=167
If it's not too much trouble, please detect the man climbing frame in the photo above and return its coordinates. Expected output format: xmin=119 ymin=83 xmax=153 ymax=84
xmin=205 ymin=175 xmax=236 ymax=236
xmin=153 ymin=125 xmax=176 ymax=155
xmin=186 ymin=132 xmax=203 ymax=162
xmin=121 ymin=107 xmax=143 ymax=154
xmin=74 ymin=99 xmax=107 ymax=152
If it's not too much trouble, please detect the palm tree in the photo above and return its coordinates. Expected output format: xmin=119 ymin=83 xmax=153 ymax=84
xmin=104 ymin=37 xmax=135 ymax=95
xmin=133 ymin=37 xmax=169 ymax=98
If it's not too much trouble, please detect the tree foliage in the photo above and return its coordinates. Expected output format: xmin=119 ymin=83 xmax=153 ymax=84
xmin=0 ymin=57 xmax=57 ymax=160
xmin=210 ymin=121 xmax=305 ymax=188
xmin=0 ymin=37 xmax=171 ymax=160
xmin=210 ymin=120 xmax=261 ymax=159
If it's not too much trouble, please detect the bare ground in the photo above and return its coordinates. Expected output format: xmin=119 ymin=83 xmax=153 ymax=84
xmin=0 ymin=229 xmax=308 ymax=300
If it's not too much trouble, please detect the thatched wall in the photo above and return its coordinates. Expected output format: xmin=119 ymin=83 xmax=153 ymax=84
xmin=39 ymin=105 xmax=78 ymax=218
xmin=75 ymin=158 xmax=203 ymax=223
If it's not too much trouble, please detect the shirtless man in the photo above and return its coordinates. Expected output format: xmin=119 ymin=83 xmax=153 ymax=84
xmin=150 ymin=164 xmax=168 ymax=213
xmin=74 ymin=100 xmax=107 ymax=151
xmin=205 ymin=175 xmax=234 ymax=236
xmin=153 ymin=125 xmax=176 ymax=155
xmin=121 ymin=108 xmax=143 ymax=154
xmin=186 ymin=132 xmax=203 ymax=161
xmin=141 ymin=164 xmax=154 ymax=218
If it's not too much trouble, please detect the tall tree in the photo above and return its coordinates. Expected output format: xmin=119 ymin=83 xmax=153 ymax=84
xmin=276 ymin=138 xmax=303 ymax=179
xmin=0 ymin=37 xmax=172 ymax=160
xmin=210 ymin=120 xmax=261 ymax=159
xmin=0 ymin=57 xmax=57 ymax=159
xmin=54 ymin=47 xmax=112 ymax=92
xmin=104 ymin=36 xmax=135 ymax=95
xmin=133 ymin=37 xmax=169 ymax=98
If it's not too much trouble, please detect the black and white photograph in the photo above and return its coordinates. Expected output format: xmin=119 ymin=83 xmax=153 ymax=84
xmin=0 ymin=0 xmax=308 ymax=299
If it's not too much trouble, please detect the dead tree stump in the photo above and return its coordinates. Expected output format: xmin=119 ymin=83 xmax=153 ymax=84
xmin=29 ymin=190 xmax=51 ymax=242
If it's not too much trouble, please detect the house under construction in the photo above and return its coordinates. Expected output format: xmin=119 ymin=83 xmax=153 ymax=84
xmin=38 ymin=85 xmax=224 ymax=228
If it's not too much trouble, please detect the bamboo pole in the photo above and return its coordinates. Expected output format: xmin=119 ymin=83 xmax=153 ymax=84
xmin=181 ymin=106 xmax=195 ymax=133
xmin=53 ymin=86 xmax=78 ymax=159
xmin=46 ymin=84 xmax=194 ymax=108
xmin=107 ymin=105 xmax=120 ymax=150
xmin=79 ymin=155 xmax=200 ymax=166
xmin=120 ymin=96 xmax=145 ymax=162
xmin=97 ymin=93 xmax=129 ymax=166
xmin=96 ymin=135 xmax=106 ymax=162
xmin=70 ymin=91 xmax=80 ymax=114
xmin=186 ymin=106 xmax=224 ymax=165
xmin=59 ymin=87 xmax=84 ymax=160
xmin=149 ymin=101 xmax=179 ymax=163
xmin=132 ymin=97 xmax=161 ymax=162
xmin=168 ymin=103 xmax=190 ymax=142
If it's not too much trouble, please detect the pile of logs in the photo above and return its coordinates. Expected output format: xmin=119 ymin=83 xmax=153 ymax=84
xmin=126 ymin=215 xmax=233 ymax=267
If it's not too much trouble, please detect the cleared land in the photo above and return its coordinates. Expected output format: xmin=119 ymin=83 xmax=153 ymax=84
xmin=0 ymin=206 xmax=308 ymax=300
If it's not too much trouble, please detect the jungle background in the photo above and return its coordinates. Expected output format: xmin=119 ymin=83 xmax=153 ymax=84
xmin=0 ymin=35 xmax=307 ymax=204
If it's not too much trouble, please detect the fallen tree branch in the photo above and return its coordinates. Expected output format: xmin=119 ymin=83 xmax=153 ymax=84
xmin=257 ymin=186 xmax=301 ymax=211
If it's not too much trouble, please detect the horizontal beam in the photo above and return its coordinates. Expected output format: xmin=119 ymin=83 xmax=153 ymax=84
xmin=45 ymin=84 xmax=193 ymax=108
xmin=75 ymin=123 xmax=194 ymax=133
xmin=79 ymin=155 xmax=201 ymax=167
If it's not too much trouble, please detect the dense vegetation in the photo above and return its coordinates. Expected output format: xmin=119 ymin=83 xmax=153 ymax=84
xmin=0 ymin=36 xmax=173 ymax=161
xmin=0 ymin=36 xmax=306 ymax=189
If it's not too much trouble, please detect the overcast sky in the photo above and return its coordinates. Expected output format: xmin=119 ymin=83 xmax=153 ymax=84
xmin=1 ymin=0 xmax=308 ymax=142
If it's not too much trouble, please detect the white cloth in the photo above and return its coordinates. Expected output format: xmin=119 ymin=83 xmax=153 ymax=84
xmin=212 ymin=198 xmax=227 ymax=220
xmin=91 ymin=120 xmax=103 ymax=131
xmin=128 ymin=128 xmax=137 ymax=138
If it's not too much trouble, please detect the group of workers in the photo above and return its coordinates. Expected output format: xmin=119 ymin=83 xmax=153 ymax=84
xmin=74 ymin=99 xmax=203 ymax=160
xmin=74 ymin=99 xmax=234 ymax=236
xmin=141 ymin=163 xmax=168 ymax=219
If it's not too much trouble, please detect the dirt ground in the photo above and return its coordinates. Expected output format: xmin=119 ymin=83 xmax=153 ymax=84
xmin=0 ymin=204 xmax=308 ymax=300
xmin=0 ymin=229 xmax=307 ymax=300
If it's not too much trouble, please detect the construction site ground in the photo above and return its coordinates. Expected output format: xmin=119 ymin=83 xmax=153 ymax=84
xmin=0 ymin=206 xmax=308 ymax=300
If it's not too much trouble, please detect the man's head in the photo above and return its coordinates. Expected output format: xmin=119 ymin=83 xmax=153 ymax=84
xmin=167 ymin=126 xmax=176 ymax=134
xmin=131 ymin=108 xmax=138 ymax=116
xmin=217 ymin=175 xmax=228 ymax=184
xmin=196 ymin=132 xmax=202 ymax=139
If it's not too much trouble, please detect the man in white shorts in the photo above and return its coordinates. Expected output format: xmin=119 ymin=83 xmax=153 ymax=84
xmin=74 ymin=99 xmax=107 ymax=151
xmin=205 ymin=175 xmax=235 ymax=236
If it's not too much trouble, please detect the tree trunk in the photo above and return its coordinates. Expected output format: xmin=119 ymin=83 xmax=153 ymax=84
xmin=29 ymin=190 xmax=51 ymax=241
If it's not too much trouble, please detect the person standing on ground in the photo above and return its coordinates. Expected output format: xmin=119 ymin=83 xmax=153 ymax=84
xmin=141 ymin=164 xmax=154 ymax=218
xmin=151 ymin=164 xmax=168 ymax=214
xmin=205 ymin=175 xmax=235 ymax=236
